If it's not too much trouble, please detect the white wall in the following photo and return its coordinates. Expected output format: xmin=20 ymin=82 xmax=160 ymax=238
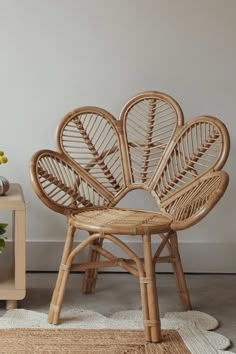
xmin=0 ymin=0 xmax=235 ymax=271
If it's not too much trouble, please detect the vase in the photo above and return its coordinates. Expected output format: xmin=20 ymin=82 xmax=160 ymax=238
xmin=0 ymin=176 xmax=10 ymax=196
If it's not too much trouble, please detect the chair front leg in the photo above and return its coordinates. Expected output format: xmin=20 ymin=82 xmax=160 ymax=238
xmin=48 ymin=225 xmax=75 ymax=324
xmin=140 ymin=234 xmax=162 ymax=343
xmin=82 ymin=237 xmax=103 ymax=293
xmin=169 ymin=231 xmax=192 ymax=310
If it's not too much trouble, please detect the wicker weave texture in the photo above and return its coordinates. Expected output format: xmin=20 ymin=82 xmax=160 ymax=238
xmin=70 ymin=208 xmax=172 ymax=235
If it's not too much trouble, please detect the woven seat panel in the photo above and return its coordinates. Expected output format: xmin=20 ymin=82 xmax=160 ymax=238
xmin=69 ymin=208 xmax=172 ymax=235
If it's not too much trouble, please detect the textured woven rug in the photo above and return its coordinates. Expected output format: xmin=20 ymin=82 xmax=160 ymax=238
xmin=0 ymin=309 xmax=233 ymax=354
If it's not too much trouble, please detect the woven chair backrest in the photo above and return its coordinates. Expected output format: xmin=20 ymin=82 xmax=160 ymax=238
xmin=30 ymin=91 xmax=230 ymax=218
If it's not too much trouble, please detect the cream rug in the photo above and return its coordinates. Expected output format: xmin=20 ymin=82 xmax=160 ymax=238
xmin=0 ymin=309 xmax=233 ymax=353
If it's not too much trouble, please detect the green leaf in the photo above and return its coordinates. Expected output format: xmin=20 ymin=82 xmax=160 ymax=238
xmin=0 ymin=238 xmax=5 ymax=253
xmin=0 ymin=224 xmax=7 ymax=253
xmin=0 ymin=223 xmax=8 ymax=228
xmin=0 ymin=223 xmax=7 ymax=235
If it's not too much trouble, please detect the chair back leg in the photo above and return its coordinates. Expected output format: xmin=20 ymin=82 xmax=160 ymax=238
xmin=82 ymin=238 xmax=104 ymax=293
xmin=169 ymin=232 xmax=192 ymax=310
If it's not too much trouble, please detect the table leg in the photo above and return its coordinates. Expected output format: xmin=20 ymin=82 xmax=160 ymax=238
xmin=6 ymin=300 xmax=17 ymax=310
xmin=14 ymin=210 xmax=26 ymax=290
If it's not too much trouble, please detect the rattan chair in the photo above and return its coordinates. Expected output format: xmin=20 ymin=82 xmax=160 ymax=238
xmin=29 ymin=91 xmax=230 ymax=343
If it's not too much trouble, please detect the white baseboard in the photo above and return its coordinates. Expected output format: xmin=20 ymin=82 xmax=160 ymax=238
xmin=1 ymin=240 xmax=235 ymax=273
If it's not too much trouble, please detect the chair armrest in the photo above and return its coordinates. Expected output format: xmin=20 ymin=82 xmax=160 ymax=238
xmin=162 ymin=171 xmax=229 ymax=231
xmin=29 ymin=150 xmax=108 ymax=215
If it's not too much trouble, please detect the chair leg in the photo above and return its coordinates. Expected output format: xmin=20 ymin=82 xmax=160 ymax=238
xmin=48 ymin=225 xmax=75 ymax=324
xmin=169 ymin=231 xmax=192 ymax=310
xmin=140 ymin=234 xmax=162 ymax=343
xmin=82 ymin=237 xmax=103 ymax=294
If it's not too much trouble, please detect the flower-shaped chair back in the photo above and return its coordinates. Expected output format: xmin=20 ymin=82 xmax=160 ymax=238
xmin=30 ymin=91 xmax=229 ymax=228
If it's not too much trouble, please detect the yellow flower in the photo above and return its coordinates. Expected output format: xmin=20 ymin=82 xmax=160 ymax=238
xmin=0 ymin=157 xmax=8 ymax=164
xmin=0 ymin=151 xmax=8 ymax=164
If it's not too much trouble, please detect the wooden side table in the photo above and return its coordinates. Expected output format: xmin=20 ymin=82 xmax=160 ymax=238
xmin=0 ymin=183 xmax=26 ymax=309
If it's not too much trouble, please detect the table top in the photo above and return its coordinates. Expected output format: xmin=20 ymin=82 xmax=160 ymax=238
xmin=0 ymin=183 xmax=25 ymax=210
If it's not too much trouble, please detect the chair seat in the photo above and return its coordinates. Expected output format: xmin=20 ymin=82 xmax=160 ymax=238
xmin=69 ymin=207 xmax=173 ymax=235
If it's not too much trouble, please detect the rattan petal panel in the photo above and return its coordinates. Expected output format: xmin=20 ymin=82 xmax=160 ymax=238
xmin=30 ymin=150 xmax=109 ymax=215
xmin=154 ymin=116 xmax=229 ymax=202
xmin=162 ymin=171 xmax=229 ymax=230
xmin=56 ymin=107 xmax=125 ymax=196
xmin=120 ymin=92 xmax=184 ymax=186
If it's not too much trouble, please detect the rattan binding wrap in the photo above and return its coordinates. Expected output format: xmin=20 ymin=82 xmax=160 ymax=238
xmin=29 ymin=91 xmax=230 ymax=343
